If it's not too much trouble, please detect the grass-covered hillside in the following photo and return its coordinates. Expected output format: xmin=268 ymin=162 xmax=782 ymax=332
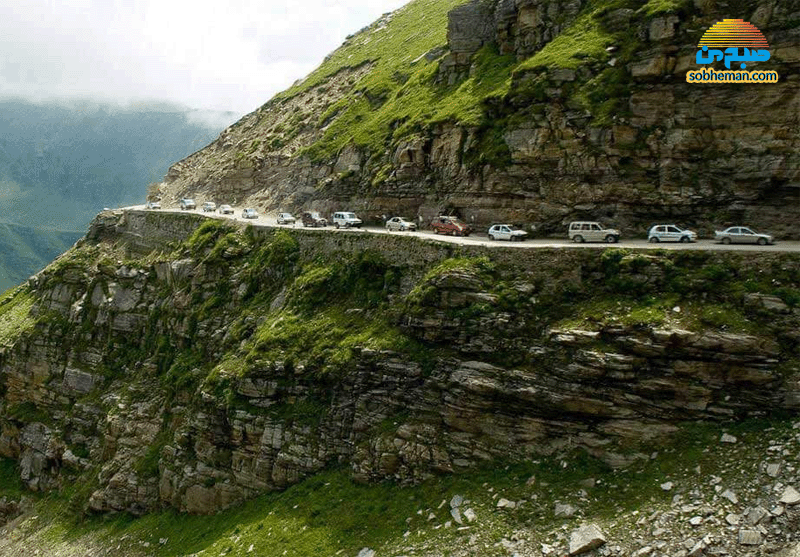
xmin=274 ymin=0 xmax=687 ymax=161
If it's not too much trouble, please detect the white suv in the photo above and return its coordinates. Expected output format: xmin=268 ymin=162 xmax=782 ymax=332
xmin=333 ymin=212 xmax=362 ymax=229
xmin=568 ymin=221 xmax=620 ymax=243
xmin=648 ymin=225 xmax=697 ymax=243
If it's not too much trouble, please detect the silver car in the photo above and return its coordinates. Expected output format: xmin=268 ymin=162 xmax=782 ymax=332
xmin=568 ymin=221 xmax=619 ymax=243
xmin=277 ymin=212 xmax=296 ymax=225
xmin=146 ymin=200 xmax=161 ymax=210
xmin=218 ymin=205 xmax=234 ymax=215
xmin=648 ymin=225 xmax=697 ymax=243
xmin=180 ymin=198 xmax=196 ymax=210
xmin=715 ymin=226 xmax=773 ymax=245
xmin=488 ymin=224 xmax=528 ymax=241
xmin=202 ymin=202 xmax=217 ymax=212
xmin=385 ymin=217 xmax=417 ymax=231
xmin=242 ymin=208 xmax=259 ymax=219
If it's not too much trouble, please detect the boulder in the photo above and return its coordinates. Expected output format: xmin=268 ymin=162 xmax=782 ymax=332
xmin=569 ymin=524 xmax=606 ymax=555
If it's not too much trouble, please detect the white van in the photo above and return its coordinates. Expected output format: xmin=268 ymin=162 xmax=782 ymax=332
xmin=568 ymin=221 xmax=620 ymax=243
xmin=333 ymin=212 xmax=362 ymax=229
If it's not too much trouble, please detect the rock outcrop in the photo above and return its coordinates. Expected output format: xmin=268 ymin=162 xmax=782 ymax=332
xmin=0 ymin=210 xmax=798 ymax=516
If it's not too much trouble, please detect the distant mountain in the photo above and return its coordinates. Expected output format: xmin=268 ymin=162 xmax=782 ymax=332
xmin=0 ymin=99 xmax=234 ymax=291
xmin=0 ymin=222 xmax=80 ymax=292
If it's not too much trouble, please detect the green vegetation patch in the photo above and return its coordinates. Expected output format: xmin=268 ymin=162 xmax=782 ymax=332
xmin=0 ymin=458 xmax=24 ymax=499
xmin=0 ymin=287 xmax=36 ymax=347
xmin=305 ymin=43 xmax=516 ymax=161
xmin=282 ymin=0 xmax=465 ymax=98
xmin=516 ymin=10 xmax=612 ymax=71
xmin=245 ymin=309 xmax=414 ymax=378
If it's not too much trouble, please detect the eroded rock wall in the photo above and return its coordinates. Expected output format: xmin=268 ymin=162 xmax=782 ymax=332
xmin=159 ymin=0 xmax=800 ymax=238
xmin=0 ymin=211 xmax=798 ymax=515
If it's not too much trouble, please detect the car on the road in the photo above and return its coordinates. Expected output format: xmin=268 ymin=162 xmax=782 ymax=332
xmin=202 ymin=202 xmax=217 ymax=212
xmin=488 ymin=224 xmax=528 ymax=242
xmin=568 ymin=221 xmax=620 ymax=243
xmin=431 ymin=215 xmax=471 ymax=236
xmin=180 ymin=198 xmax=196 ymax=210
xmin=218 ymin=205 xmax=234 ymax=215
xmin=333 ymin=211 xmax=362 ymax=229
xmin=648 ymin=224 xmax=697 ymax=243
xmin=385 ymin=217 xmax=417 ymax=231
xmin=277 ymin=212 xmax=296 ymax=225
xmin=146 ymin=200 xmax=161 ymax=210
xmin=242 ymin=208 xmax=259 ymax=219
xmin=715 ymin=226 xmax=774 ymax=245
xmin=301 ymin=211 xmax=327 ymax=227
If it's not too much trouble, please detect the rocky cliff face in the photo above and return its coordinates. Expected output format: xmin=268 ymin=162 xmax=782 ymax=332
xmin=159 ymin=0 xmax=800 ymax=238
xmin=0 ymin=210 xmax=798 ymax=517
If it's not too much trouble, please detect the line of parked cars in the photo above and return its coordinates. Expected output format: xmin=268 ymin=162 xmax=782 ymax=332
xmin=567 ymin=221 xmax=774 ymax=245
xmin=150 ymin=201 xmax=776 ymax=246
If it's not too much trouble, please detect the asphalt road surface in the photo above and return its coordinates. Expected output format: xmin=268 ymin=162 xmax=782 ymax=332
xmin=129 ymin=206 xmax=800 ymax=253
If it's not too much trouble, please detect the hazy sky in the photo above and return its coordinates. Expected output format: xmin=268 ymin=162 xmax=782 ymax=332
xmin=0 ymin=0 xmax=409 ymax=116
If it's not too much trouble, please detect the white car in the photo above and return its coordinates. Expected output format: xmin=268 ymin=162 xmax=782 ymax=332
xmin=202 ymin=202 xmax=217 ymax=212
xmin=277 ymin=212 xmax=296 ymax=225
xmin=242 ymin=208 xmax=259 ymax=219
xmin=146 ymin=201 xmax=161 ymax=210
xmin=385 ymin=217 xmax=417 ymax=231
xmin=333 ymin=211 xmax=362 ymax=229
xmin=648 ymin=225 xmax=697 ymax=243
xmin=488 ymin=224 xmax=528 ymax=242
xmin=715 ymin=227 xmax=773 ymax=245
xmin=180 ymin=198 xmax=196 ymax=210
xmin=218 ymin=205 xmax=234 ymax=215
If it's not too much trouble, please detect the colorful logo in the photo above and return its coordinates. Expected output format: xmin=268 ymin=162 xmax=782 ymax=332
xmin=687 ymin=19 xmax=778 ymax=83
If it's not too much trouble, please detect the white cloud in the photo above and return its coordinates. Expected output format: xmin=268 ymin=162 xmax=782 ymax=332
xmin=0 ymin=0 xmax=409 ymax=116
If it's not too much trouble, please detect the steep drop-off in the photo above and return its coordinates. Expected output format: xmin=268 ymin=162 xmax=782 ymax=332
xmin=159 ymin=0 xmax=800 ymax=238
xmin=0 ymin=210 xmax=798 ymax=522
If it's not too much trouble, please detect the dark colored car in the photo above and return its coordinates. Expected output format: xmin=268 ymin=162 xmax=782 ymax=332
xmin=302 ymin=211 xmax=327 ymax=227
xmin=431 ymin=215 xmax=471 ymax=237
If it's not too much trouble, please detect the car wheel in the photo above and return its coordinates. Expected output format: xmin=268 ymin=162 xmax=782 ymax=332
xmin=757 ymin=237 xmax=767 ymax=246
xmin=573 ymin=235 xmax=584 ymax=243
xmin=605 ymin=235 xmax=617 ymax=243
xmin=335 ymin=223 xmax=340 ymax=229
xmin=721 ymin=237 xmax=731 ymax=245
xmin=680 ymin=236 xmax=690 ymax=243
xmin=649 ymin=237 xmax=659 ymax=243
xmin=488 ymin=234 xmax=495 ymax=241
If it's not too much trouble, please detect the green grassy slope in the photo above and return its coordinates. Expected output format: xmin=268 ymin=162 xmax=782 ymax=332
xmin=267 ymin=0 xmax=688 ymax=163
xmin=2 ymin=417 xmax=794 ymax=557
